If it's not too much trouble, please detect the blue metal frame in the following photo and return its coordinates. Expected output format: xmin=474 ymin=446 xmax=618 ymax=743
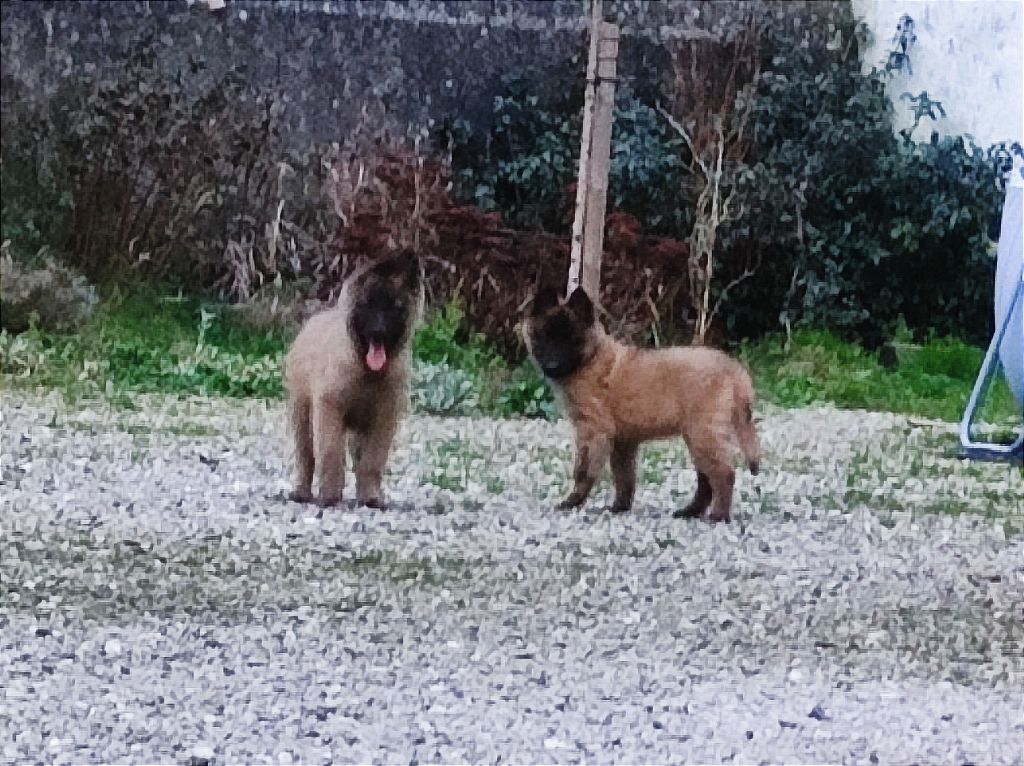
xmin=958 ymin=268 xmax=1024 ymax=463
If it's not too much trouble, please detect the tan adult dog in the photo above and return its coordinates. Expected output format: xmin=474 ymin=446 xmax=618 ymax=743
xmin=284 ymin=250 xmax=423 ymax=508
xmin=525 ymin=286 xmax=760 ymax=522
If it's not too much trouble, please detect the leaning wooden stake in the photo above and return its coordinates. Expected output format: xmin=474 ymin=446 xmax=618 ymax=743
xmin=567 ymin=0 xmax=619 ymax=299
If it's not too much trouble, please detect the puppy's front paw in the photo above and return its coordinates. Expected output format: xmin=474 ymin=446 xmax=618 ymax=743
xmin=557 ymin=493 xmax=585 ymax=510
xmin=358 ymin=496 xmax=385 ymax=510
xmin=315 ymin=493 xmax=343 ymax=508
xmin=288 ymin=489 xmax=314 ymax=504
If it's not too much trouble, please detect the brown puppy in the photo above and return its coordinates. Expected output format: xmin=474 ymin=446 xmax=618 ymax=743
xmin=526 ymin=286 xmax=760 ymax=522
xmin=284 ymin=250 xmax=423 ymax=508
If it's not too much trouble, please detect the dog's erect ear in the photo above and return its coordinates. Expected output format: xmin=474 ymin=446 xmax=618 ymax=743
xmin=565 ymin=286 xmax=595 ymax=325
xmin=531 ymin=286 xmax=562 ymax=316
xmin=397 ymin=249 xmax=421 ymax=286
xmin=374 ymin=249 xmax=420 ymax=287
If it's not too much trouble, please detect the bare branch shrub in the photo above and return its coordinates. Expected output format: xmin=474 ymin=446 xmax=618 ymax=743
xmin=52 ymin=44 xmax=339 ymax=302
xmin=660 ymin=13 xmax=762 ymax=345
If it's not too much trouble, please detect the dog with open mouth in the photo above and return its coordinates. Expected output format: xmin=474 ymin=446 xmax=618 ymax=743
xmin=284 ymin=249 xmax=423 ymax=508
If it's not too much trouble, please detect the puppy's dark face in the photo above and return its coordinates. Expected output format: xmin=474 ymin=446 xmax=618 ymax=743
xmin=348 ymin=250 xmax=421 ymax=373
xmin=526 ymin=286 xmax=596 ymax=381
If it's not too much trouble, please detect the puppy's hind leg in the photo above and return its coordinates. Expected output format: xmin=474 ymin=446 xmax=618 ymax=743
xmin=610 ymin=440 xmax=638 ymax=512
xmin=705 ymin=464 xmax=736 ymax=523
xmin=682 ymin=425 xmax=735 ymax=522
xmin=674 ymin=471 xmax=712 ymax=519
xmin=288 ymin=395 xmax=315 ymax=503
xmin=313 ymin=396 xmax=346 ymax=507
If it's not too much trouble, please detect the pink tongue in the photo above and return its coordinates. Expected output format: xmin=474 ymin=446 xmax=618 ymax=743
xmin=366 ymin=342 xmax=387 ymax=372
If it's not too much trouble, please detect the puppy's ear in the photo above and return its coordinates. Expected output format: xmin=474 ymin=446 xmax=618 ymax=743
xmin=396 ymin=248 xmax=421 ymax=287
xmin=375 ymin=249 xmax=420 ymax=287
xmin=531 ymin=286 xmax=561 ymax=316
xmin=565 ymin=286 xmax=595 ymax=326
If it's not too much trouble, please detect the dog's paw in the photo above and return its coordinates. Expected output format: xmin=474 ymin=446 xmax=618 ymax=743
xmin=358 ymin=496 xmax=385 ymax=510
xmin=315 ymin=494 xmax=343 ymax=508
xmin=672 ymin=504 xmax=705 ymax=519
xmin=556 ymin=494 xmax=585 ymax=510
xmin=288 ymin=489 xmax=314 ymax=504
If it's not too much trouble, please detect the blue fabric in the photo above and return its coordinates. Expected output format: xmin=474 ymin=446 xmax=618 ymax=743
xmin=995 ymin=184 xmax=1023 ymax=406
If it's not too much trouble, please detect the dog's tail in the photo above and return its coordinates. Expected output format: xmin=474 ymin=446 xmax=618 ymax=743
xmin=732 ymin=367 xmax=761 ymax=475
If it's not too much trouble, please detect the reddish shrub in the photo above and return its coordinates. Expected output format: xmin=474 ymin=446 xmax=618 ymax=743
xmin=322 ymin=147 xmax=693 ymax=358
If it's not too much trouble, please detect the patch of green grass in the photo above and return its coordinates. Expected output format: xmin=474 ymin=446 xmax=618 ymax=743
xmin=842 ymin=424 xmax=1021 ymax=518
xmin=641 ymin=442 xmax=685 ymax=486
xmin=418 ymin=434 xmax=509 ymax=494
xmin=4 ymin=288 xmax=1018 ymax=429
xmin=160 ymin=421 xmax=223 ymax=438
xmin=2 ymin=289 xmax=287 ymax=399
xmin=533 ymin=445 xmax=572 ymax=488
xmin=494 ymin=360 xmax=558 ymax=419
xmin=742 ymin=329 xmax=1020 ymax=424
xmin=419 ymin=436 xmax=485 ymax=492
xmin=485 ymin=474 xmax=507 ymax=494
xmin=414 ymin=300 xmax=501 ymax=374
xmin=1 ymin=291 xmax=557 ymax=417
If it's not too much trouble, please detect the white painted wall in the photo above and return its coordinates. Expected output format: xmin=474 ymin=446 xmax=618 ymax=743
xmin=853 ymin=0 xmax=1023 ymax=147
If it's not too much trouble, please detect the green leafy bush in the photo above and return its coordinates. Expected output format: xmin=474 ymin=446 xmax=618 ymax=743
xmin=413 ymin=301 xmax=500 ymax=373
xmin=495 ymin=361 xmax=558 ymax=420
xmin=0 ymin=154 xmax=72 ymax=264
xmin=440 ymin=73 xmax=690 ymax=236
xmin=411 ymin=361 xmax=480 ymax=415
xmin=725 ymin=17 xmax=1006 ymax=346
xmin=413 ymin=300 xmax=556 ymax=419
xmin=441 ymin=16 xmax=1006 ymax=348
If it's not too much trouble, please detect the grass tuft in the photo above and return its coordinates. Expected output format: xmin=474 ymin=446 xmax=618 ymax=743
xmin=741 ymin=329 xmax=1019 ymax=424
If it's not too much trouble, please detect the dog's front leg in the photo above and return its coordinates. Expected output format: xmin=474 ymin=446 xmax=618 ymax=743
xmin=354 ymin=408 xmax=398 ymax=509
xmin=313 ymin=395 xmax=346 ymax=507
xmin=610 ymin=440 xmax=638 ymax=512
xmin=558 ymin=427 xmax=611 ymax=510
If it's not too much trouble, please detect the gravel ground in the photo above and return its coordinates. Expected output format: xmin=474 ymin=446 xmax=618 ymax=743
xmin=2 ymin=389 xmax=1023 ymax=764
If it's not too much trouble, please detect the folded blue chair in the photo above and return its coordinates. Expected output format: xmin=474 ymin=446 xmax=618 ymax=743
xmin=959 ymin=179 xmax=1024 ymax=463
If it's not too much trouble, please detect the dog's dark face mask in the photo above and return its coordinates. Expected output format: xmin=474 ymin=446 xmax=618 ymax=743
xmin=348 ymin=251 xmax=421 ymax=373
xmin=527 ymin=286 xmax=596 ymax=381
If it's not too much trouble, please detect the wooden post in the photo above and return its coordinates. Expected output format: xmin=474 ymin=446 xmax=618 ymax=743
xmin=567 ymin=1 xmax=619 ymax=300
xmin=581 ymin=20 xmax=619 ymax=298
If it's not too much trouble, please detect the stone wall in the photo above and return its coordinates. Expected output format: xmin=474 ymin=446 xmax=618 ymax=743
xmin=1 ymin=0 xmax=847 ymax=149
xmin=1 ymin=0 xmax=652 ymax=150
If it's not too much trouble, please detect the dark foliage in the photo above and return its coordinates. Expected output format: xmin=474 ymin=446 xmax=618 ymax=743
xmin=726 ymin=14 xmax=1007 ymax=346
xmin=0 ymin=0 xmax=1009 ymax=355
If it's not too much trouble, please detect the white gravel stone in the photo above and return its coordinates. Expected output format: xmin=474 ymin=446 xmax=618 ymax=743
xmin=1 ymin=389 xmax=1022 ymax=763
